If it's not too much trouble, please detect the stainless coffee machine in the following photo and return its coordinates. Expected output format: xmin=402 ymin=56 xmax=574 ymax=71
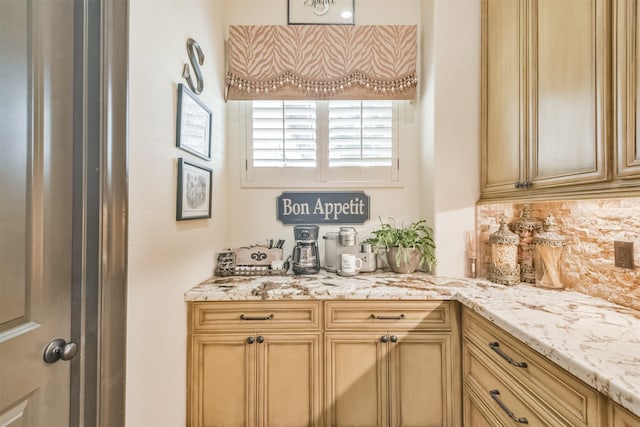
xmin=292 ymin=225 xmax=320 ymax=274
xmin=324 ymin=227 xmax=377 ymax=274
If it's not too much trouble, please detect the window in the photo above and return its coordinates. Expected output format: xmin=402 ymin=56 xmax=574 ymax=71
xmin=244 ymin=100 xmax=399 ymax=187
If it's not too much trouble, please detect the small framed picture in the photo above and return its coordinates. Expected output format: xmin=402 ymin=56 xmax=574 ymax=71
xmin=176 ymin=83 xmax=212 ymax=160
xmin=288 ymin=0 xmax=355 ymax=25
xmin=177 ymin=158 xmax=212 ymax=221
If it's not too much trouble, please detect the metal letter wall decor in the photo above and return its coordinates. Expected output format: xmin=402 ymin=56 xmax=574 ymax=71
xmin=182 ymin=38 xmax=204 ymax=94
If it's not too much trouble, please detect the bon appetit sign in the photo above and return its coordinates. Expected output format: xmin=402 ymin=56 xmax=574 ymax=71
xmin=277 ymin=192 xmax=370 ymax=225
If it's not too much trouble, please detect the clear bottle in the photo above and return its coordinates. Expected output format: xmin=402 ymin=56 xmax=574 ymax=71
xmin=513 ymin=205 xmax=543 ymax=283
xmin=533 ymin=215 xmax=567 ymax=289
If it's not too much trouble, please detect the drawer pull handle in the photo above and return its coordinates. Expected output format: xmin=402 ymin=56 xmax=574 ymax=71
xmin=489 ymin=389 xmax=529 ymax=424
xmin=370 ymin=314 xmax=406 ymax=320
xmin=489 ymin=342 xmax=528 ymax=368
xmin=240 ymin=314 xmax=274 ymax=321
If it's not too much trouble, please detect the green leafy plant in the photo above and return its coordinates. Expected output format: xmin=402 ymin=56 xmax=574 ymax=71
xmin=364 ymin=218 xmax=436 ymax=272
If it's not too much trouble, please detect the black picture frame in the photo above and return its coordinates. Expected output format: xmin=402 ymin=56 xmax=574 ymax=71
xmin=177 ymin=158 xmax=212 ymax=221
xmin=288 ymin=0 xmax=355 ymax=25
xmin=176 ymin=83 xmax=212 ymax=160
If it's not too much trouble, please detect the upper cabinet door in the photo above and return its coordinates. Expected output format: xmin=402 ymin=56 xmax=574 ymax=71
xmin=616 ymin=0 xmax=640 ymax=180
xmin=528 ymin=0 xmax=610 ymax=188
xmin=481 ymin=0 xmax=527 ymax=195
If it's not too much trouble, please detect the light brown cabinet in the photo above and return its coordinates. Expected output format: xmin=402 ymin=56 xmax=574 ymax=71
xmin=187 ymin=302 xmax=322 ymax=427
xmin=615 ymin=0 xmax=640 ymax=183
xmin=481 ymin=0 xmax=612 ymax=199
xmin=609 ymin=401 xmax=640 ymax=427
xmin=462 ymin=308 xmax=607 ymax=426
xmin=324 ymin=301 xmax=461 ymax=427
xmin=188 ymin=300 xmax=640 ymax=426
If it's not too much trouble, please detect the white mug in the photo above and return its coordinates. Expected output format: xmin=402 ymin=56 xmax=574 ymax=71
xmin=340 ymin=254 xmax=362 ymax=273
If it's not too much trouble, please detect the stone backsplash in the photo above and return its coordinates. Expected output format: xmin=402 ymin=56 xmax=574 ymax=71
xmin=476 ymin=198 xmax=640 ymax=311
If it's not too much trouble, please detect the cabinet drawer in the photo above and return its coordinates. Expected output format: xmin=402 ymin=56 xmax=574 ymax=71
xmin=609 ymin=401 xmax=640 ymax=427
xmin=325 ymin=300 xmax=453 ymax=331
xmin=463 ymin=309 xmax=602 ymax=426
xmin=190 ymin=301 xmax=321 ymax=332
xmin=464 ymin=342 xmax=565 ymax=426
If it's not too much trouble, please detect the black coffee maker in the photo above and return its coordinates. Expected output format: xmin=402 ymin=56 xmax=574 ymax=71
xmin=292 ymin=225 xmax=320 ymax=274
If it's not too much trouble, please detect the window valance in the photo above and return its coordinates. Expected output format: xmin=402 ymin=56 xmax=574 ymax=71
xmin=225 ymin=25 xmax=418 ymax=101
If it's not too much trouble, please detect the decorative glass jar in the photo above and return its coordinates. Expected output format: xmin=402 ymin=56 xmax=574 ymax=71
xmin=513 ymin=206 xmax=543 ymax=283
xmin=488 ymin=217 xmax=520 ymax=285
xmin=534 ymin=215 xmax=567 ymax=289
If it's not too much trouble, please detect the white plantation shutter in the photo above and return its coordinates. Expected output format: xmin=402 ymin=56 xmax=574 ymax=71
xmin=328 ymin=101 xmax=393 ymax=167
xmin=252 ymin=101 xmax=316 ymax=167
xmin=245 ymin=100 xmax=399 ymax=186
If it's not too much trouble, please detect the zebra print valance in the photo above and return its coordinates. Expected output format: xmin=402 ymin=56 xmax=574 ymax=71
xmin=225 ymin=25 xmax=418 ymax=101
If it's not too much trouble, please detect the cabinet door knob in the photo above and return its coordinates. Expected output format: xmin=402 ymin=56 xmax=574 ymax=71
xmin=390 ymin=335 xmax=398 ymax=343
xmin=247 ymin=336 xmax=255 ymax=344
xmin=514 ymin=181 xmax=522 ymax=189
xmin=523 ymin=181 xmax=532 ymax=188
xmin=380 ymin=335 xmax=389 ymax=343
xmin=256 ymin=335 xmax=265 ymax=344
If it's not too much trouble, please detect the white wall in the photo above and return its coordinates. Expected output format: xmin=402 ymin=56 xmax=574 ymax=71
xmin=224 ymin=0 xmax=425 ymax=265
xmin=125 ymin=0 xmax=480 ymax=424
xmin=127 ymin=1 xmax=227 ymax=425
xmin=421 ymin=0 xmax=480 ymax=276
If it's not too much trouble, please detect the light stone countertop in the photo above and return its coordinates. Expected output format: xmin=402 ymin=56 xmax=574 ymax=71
xmin=185 ymin=272 xmax=640 ymax=417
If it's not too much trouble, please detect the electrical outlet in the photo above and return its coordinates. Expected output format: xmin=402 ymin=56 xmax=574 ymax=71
xmin=614 ymin=241 xmax=635 ymax=269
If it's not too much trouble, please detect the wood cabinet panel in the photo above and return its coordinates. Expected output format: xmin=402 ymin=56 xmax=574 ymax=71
xmin=389 ymin=333 xmax=454 ymax=427
xmin=191 ymin=301 xmax=321 ymax=332
xmin=189 ymin=334 xmax=256 ymax=427
xmin=464 ymin=310 xmax=600 ymax=425
xmin=325 ymin=301 xmax=460 ymax=427
xmin=609 ymin=401 xmax=640 ymax=427
xmin=616 ymin=0 xmax=640 ymax=181
xmin=481 ymin=0 xmax=613 ymax=199
xmin=188 ymin=302 xmax=322 ymax=427
xmin=324 ymin=300 xmax=451 ymax=331
xmin=325 ymin=333 xmax=389 ymax=427
xmin=259 ymin=333 xmax=321 ymax=427
xmin=481 ymin=0 xmax=525 ymax=193
xmin=464 ymin=341 xmax=562 ymax=425
xmin=463 ymin=308 xmax=606 ymax=427
xmin=530 ymin=0 xmax=608 ymax=187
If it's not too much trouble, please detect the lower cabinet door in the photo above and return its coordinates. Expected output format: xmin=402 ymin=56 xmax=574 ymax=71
xmin=188 ymin=334 xmax=256 ymax=427
xmin=388 ymin=333 xmax=458 ymax=427
xmin=325 ymin=333 xmax=390 ymax=427
xmin=257 ymin=333 xmax=322 ymax=427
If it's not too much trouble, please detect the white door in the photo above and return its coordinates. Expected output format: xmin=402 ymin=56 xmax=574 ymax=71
xmin=0 ymin=0 xmax=75 ymax=425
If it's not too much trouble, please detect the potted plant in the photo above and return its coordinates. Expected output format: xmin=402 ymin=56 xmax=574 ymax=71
xmin=365 ymin=218 xmax=436 ymax=274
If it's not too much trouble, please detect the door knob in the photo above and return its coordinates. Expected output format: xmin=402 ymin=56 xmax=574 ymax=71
xmin=380 ymin=335 xmax=389 ymax=343
xmin=43 ymin=338 xmax=78 ymax=363
xmin=390 ymin=335 xmax=398 ymax=343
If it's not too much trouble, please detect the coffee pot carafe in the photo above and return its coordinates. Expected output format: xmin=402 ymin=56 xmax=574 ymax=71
xmin=292 ymin=225 xmax=320 ymax=274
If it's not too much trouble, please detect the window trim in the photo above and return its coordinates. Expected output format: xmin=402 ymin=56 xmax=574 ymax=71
xmin=240 ymin=101 xmax=401 ymax=188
